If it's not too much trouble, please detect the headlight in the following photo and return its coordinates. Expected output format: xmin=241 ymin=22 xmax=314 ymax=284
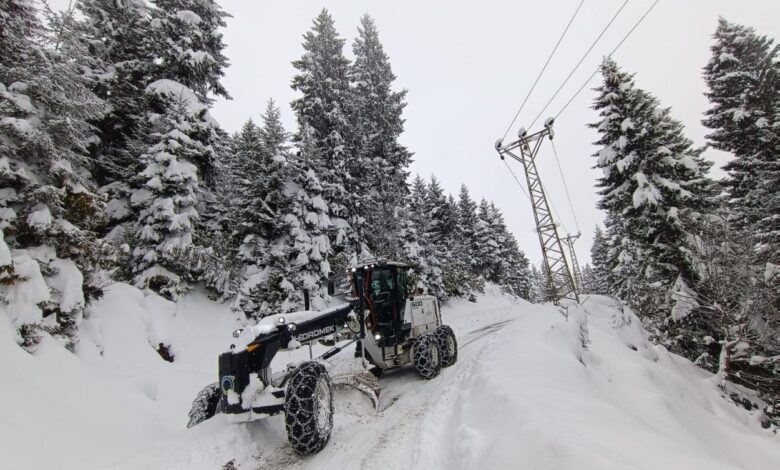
xmin=287 ymin=323 xmax=297 ymax=332
xmin=374 ymin=334 xmax=382 ymax=340
xmin=232 ymin=328 xmax=243 ymax=338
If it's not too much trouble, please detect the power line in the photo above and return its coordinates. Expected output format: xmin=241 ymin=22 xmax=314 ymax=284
xmin=501 ymin=0 xmax=585 ymax=141
xmin=528 ymin=0 xmax=630 ymax=129
xmin=551 ymin=140 xmax=581 ymax=233
xmin=555 ymin=0 xmax=661 ymax=119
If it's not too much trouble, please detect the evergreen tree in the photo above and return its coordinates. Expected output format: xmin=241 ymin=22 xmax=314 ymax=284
xmin=196 ymin=126 xmax=238 ymax=298
xmin=235 ymin=102 xmax=298 ymax=317
xmin=457 ymin=185 xmax=480 ymax=273
xmin=529 ymin=263 xmax=553 ymax=303
xmin=286 ymin=124 xmax=332 ymax=310
xmin=589 ymin=225 xmax=611 ymax=295
xmin=397 ymin=201 xmax=427 ymax=293
xmin=231 ymin=119 xmax=265 ymax=254
xmin=150 ymin=0 xmax=231 ymax=102
xmin=1 ymin=0 xmax=108 ymax=349
xmin=130 ymin=96 xmax=205 ymax=298
xmin=350 ymin=15 xmax=412 ymax=256
xmin=591 ymin=58 xmax=717 ymax=361
xmin=291 ymin=9 xmax=363 ymax=269
xmin=474 ymin=198 xmax=502 ymax=281
xmin=419 ymin=177 xmax=453 ymax=300
xmin=405 ymin=175 xmax=444 ymax=299
xmin=500 ymin=235 xmax=532 ymax=299
xmin=488 ymin=203 xmax=531 ymax=299
xmin=75 ymin=0 xmax=154 ymax=207
xmin=702 ymin=18 xmax=779 ymax=262
xmin=440 ymin=192 xmax=472 ymax=298
xmin=404 ymin=175 xmax=435 ymax=294
xmin=580 ymin=264 xmax=596 ymax=294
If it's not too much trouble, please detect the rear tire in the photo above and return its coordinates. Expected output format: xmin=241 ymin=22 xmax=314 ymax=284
xmin=187 ymin=382 xmax=221 ymax=428
xmin=434 ymin=325 xmax=458 ymax=367
xmin=412 ymin=332 xmax=442 ymax=379
xmin=284 ymin=361 xmax=333 ymax=455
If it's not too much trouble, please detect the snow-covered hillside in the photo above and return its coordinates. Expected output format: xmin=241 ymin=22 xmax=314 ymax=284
xmin=1 ymin=285 xmax=777 ymax=470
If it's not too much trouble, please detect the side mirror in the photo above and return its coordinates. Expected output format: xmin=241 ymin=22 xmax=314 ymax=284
xmin=327 ymin=280 xmax=335 ymax=296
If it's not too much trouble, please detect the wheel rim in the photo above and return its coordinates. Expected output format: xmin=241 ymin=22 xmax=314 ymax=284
xmin=447 ymin=336 xmax=455 ymax=355
xmin=431 ymin=341 xmax=439 ymax=366
xmin=314 ymin=376 xmax=331 ymax=433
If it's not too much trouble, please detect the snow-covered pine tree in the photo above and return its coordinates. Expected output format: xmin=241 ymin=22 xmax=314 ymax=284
xmin=396 ymin=200 xmax=427 ymax=294
xmin=474 ymin=198 xmax=503 ymax=282
xmin=403 ymin=175 xmax=436 ymax=295
xmin=231 ymin=118 xmax=265 ymax=257
xmin=488 ymin=202 xmax=531 ymax=299
xmin=693 ymin=214 xmax=779 ymax=424
xmin=75 ymin=0 xmax=154 ymax=221
xmin=350 ymin=15 xmax=412 ymax=256
xmin=440 ymin=192 xmax=473 ymax=299
xmin=149 ymin=0 xmax=231 ymax=103
xmin=1 ymin=0 xmax=108 ymax=350
xmin=589 ymin=225 xmax=611 ymax=295
xmin=591 ymin=58 xmax=718 ymax=361
xmin=292 ymin=9 xmax=364 ymax=271
xmin=418 ymin=177 xmax=456 ymax=301
xmin=456 ymin=184 xmax=483 ymax=297
xmin=143 ymin=0 xmax=230 ymax=296
xmin=230 ymin=117 xmax=271 ymax=315
xmin=235 ymin=102 xmax=299 ymax=318
xmin=130 ymin=92 xmax=208 ymax=299
xmin=197 ymin=126 xmax=238 ymax=298
xmin=404 ymin=175 xmax=443 ymax=299
xmin=529 ymin=263 xmax=553 ymax=303
xmin=702 ymin=18 xmax=778 ymax=263
xmin=580 ymin=264 xmax=596 ymax=294
xmin=285 ymin=124 xmax=333 ymax=310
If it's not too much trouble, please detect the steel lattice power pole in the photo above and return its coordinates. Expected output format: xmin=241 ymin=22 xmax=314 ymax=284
xmin=495 ymin=119 xmax=579 ymax=305
xmin=561 ymin=232 xmax=582 ymax=292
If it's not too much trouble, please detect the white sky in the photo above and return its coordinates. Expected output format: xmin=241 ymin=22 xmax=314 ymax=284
xmin=51 ymin=0 xmax=780 ymax=266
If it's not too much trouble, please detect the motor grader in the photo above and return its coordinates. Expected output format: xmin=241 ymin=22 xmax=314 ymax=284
xmin=187 ymin=259 xmax=458 ymax=455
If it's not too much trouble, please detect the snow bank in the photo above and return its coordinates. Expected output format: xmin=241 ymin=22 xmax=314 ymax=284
xmin=0 ymin=282 xmax=242 ymax=469
xmin=432 ymin=295 xmax=780 ymax=470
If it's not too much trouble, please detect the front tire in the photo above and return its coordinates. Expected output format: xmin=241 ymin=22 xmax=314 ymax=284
xmin=187 ymin=382 xmax=221 ymax=428
xmin=412 ymin=332 xmax=442 ymax=379
xmin=284 ymin=361 xmax=334 ymax=455
xmin=434 ymin=325 xmax=458 ymax=367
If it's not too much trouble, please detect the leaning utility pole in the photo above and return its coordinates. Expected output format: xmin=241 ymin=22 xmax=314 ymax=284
xmin=495 ymin=118 xmax=579 ymax=305
xmin=561 ymin=232 xmax=582 ymax=292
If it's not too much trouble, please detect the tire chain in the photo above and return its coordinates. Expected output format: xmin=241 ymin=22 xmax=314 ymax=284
xmin=412 ymin=333 xmax=442 ymax=379
xmin=434 ymin=325 xmax=458 ymax=367
xmin=187 ymin=382 xmax=220 ymax=428
xmin=284 ymin=361 xmax=333 ymax=455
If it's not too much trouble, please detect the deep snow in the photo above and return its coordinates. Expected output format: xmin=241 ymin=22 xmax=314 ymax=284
xmin=1 ymin=284 xmax=778 ymax=470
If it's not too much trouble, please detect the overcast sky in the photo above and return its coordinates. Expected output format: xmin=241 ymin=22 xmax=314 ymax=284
xmin=53 ymin=0 xmax=780 ymax=266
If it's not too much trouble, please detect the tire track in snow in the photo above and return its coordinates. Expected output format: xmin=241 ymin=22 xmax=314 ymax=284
xmin=409 ymin=315 xmax=515 ymax=469
xmin=358 ymin=311 xmax=516 ymax=470
xmin=249 ymin=306 xmax=520 ymax=470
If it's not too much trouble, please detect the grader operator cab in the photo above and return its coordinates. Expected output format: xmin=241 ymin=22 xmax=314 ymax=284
xmin=343 ymin=260 xmax=456 ymax=373
xmin=187 ymin=259 xmax=458 ymax=455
